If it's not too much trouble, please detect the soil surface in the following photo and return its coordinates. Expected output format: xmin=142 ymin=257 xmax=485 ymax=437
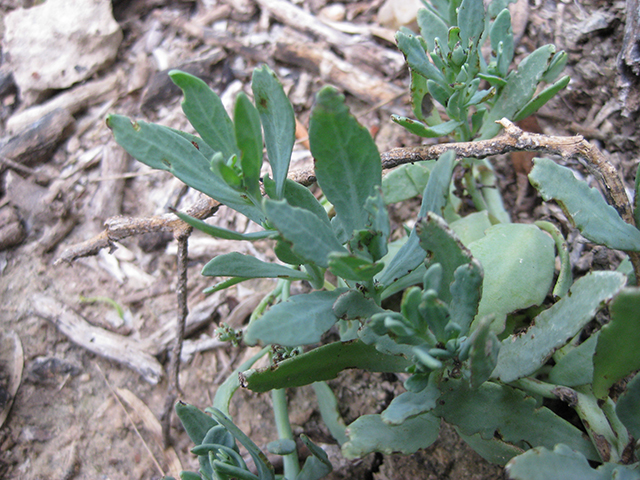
xmin=1 ymin=0 xmax=638 ymax=479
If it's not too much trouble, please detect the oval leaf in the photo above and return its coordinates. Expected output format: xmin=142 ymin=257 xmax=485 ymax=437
xmin=106 ymin=115 xmax=264 ymax=224
xmin=469 ymin=223 xmax=556 ymax=333
xmin=244 ymin=289 xmax=346 ymax=347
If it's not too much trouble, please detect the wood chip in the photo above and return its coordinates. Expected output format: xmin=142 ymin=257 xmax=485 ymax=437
xmin=275 ymin=40 xmax=404 ymax=106
xmin=0 ymin=330 xmax=24 ymax=429
xmin=6 ymin=71 xmax=123 ymax=133
xmin=32 ymin=294 xmax=163 ymax=384
xmin=0 ymin=108 xmax=75 ymax=172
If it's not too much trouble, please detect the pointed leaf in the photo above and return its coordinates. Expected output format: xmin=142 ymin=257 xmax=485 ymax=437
xmin=310 ymin=86 xmax=382 ymax=236
xmin=391 ymin=115 xmax=462 ymax=138
xmin=342 ymin=413 xmax=440 ymax=459
xmin=241 ymin=340 xmax=411 ymax=392
xmin=106 ymin=115 xmax=264 ymax=223
xmin=202 ymin=252 xmax=309 ymax=280
xmin=169 ymin=70 xmax=239 ymax=159
xmin=265 ymin=199 xmax=347 ymax=268
xmin=244 ymin=289 xmax=346 ymax=347
xmin=378 ymin=150 xmax=456 ymax=288
xmin=548 ymin=333 xmax=598 ymax=387
xmin=234 ymin=92 xmax=263 ymax=200
xmin=173 ymin=210 xmax=275 ymax=241
xmin=593 ymin=288 xmax=640 ymax=398
xmin=396 ymin=31 xmax=448 ymax=87
xmin=529 ymin=157 xmax=640 ymax=251
xmin=480 ymin=45 xmax=556 ymax=139
xmin=252 ymin=65 xmax=295 ymax=199
xmin=514 ymin=75 xmax=570 ymax=122
xmin=175 ymin=402 xmax=218 ymax=445
xmin=492 ymin=271 xmax=627 ymax=383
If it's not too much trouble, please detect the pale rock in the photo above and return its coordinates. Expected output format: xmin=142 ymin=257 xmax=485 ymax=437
xmin=2 ymin=0 xmax=122 ymax=105
xmin=378 ymin=0 xmax=423 ymax=30
xmin=318 ymin=3 xmax=346 ymax=22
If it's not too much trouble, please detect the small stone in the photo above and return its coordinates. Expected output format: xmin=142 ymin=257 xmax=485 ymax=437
xmin=319 ymin=3 xmax=346 ymax=22
xmin=2 ymin=0 xmax=122 ymax=104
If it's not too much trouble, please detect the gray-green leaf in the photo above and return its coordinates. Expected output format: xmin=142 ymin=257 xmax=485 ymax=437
xmin=252 ymin=65 xmax=295 ymax=199
xmin=244 ymin=289 xmax=346 ymax=347
xmin=342 ymin=413 xmax=441 ymax=459
xmin=310 ymin=86 xmax=382 ymax=237
xmin=529 ymin=157 xmax=640 ymax=251
xmin=592 ymin=287 xmax=640 ymax=398
xmin=492 ymin=271 xmax=627 ymax=383
xmin=265 ymin=199 xmax=347 ymax=268
xmin=169 ymin=70 xmax=239 ymax=160
xmin=469 ymin=223 xmax=555 ymax=333
xmin=106 ymin=115 xmax=264 ymax=223
xmin=202 ymin=252 xmax=309 ymax=280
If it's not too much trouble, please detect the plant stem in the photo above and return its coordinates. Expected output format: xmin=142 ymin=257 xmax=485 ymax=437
xmin=512 ymin=378 xmax=619 ymax=462
xmin=573 ymin=386 xmax=620 ymax=463
xmin=248 ymin=282 xmax=284 ymax=325
xmin=463 ymin=167 xmax=489 ymax=213
xmin=272 ymin=388 xmax=300 ymax=479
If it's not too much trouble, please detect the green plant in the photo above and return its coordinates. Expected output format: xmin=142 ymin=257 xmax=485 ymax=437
xmin=107 ymin=0 xmax=640 ymax=478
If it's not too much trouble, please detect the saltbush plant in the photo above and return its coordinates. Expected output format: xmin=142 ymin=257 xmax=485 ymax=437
xmin=106 ymin=0 xmax=640 ymax=478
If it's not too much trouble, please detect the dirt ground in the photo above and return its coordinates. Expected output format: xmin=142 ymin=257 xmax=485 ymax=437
xmin=0 ymin=0 xmax=638 ymax=479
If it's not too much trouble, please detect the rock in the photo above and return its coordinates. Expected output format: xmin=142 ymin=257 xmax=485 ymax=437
xmin=377 ymin=0 xmax=423 ymax=30
xmin=2 ymin=0 xmax=122 ymax=105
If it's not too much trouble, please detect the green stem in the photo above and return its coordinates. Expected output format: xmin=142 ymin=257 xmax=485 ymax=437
xmin=271 ymin=388 xmax=300 ymax=479
xmin=512 ymin=378 xmax=619 ymax=462
xmin=602 ymin=396 xmax=630 ymax=460
xmin=463 ymin=167 xmax=489 ymax=213
xmin=510 ymin=377 xmax=558 ymax=399
xmin=573 ymin=386 xmax=619 ymax=463
xmin=535 ymin=220 xmax=572 ymax=298
xmin=248 ymin=282 xmax=284 ymax=325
